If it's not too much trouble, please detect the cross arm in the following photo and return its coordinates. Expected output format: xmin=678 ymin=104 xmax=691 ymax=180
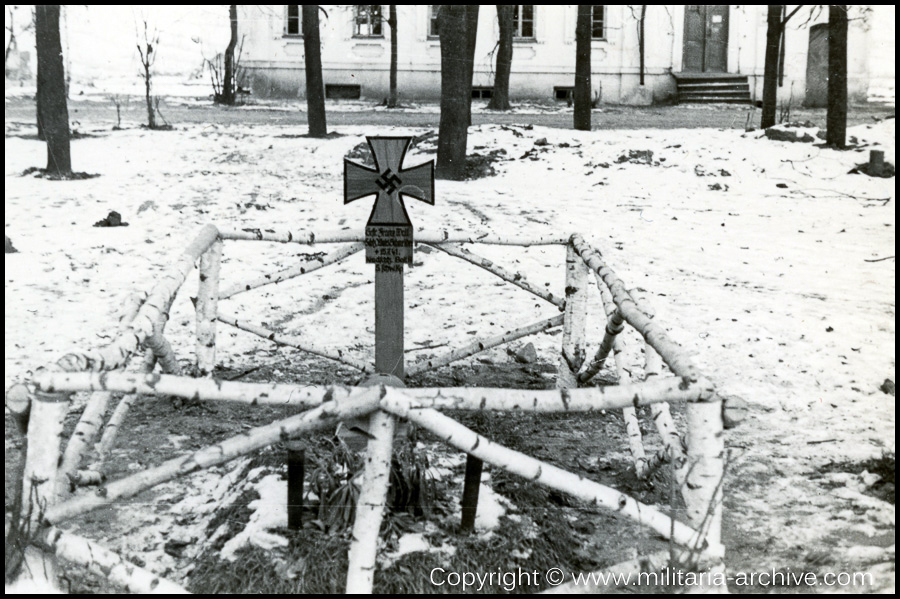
xmin=344 ymin=159 xmax=381 ymax=204
xmin=398 ymin=161 xmax=435 ymax=205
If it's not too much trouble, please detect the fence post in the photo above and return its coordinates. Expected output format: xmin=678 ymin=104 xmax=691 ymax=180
xmin=345 ymin=409 xmax=396 ymax=594
xmin=684 ymin=399 xmax=725 ymax=561
xmin=196 ymin=239 xmax=222 ymax=376
xmin=12 ymin=386 xmax=70 ymax=590
xmin=460 ymin=454 xmax=484 ymax=533
xmin=558 ymin=241 xmax=589 ymax=389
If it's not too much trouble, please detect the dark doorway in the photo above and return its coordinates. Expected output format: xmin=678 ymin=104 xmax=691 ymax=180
xmin=683 ymin=5 xmax=729 ymax=73
xmin=805 ymin=23 xmax=829 ymax=108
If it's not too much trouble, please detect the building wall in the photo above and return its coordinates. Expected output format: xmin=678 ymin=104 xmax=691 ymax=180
xmin=744 ymin=5 xmax=884 ymax=106
xmin=240 ymin=5 xmax=894 ymax=105
xmin=240 ymin=5 xmax=682 ymax=103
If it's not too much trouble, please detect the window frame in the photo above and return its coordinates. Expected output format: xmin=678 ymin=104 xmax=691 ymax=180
xmin=591 ymin=5 xmax=606 ymax=41
xmin=427 ymin=5 xmax=440 ymax=39
xmin=353 ymin=5 xmax=385 ymax=38
xmin=513 ymin=5 xmax=536 ymax=41
xmin=284 ymin=5 xmax=302 ymax=37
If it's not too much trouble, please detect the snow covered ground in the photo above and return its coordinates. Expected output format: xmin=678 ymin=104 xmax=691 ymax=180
xmin=5 ymin=114 xmax=895 ymax=590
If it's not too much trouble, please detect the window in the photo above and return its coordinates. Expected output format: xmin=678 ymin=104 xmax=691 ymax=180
xmin=591 ymin=6 xmax=605 ymax=40
xmin=285 ymin=5 xmax=302 ymax=36
xmin=513 ymin=5 xmax=535 ymax=39
xmin=428 ymin=5 xmax=440 ymax=38
xmin=326 ymin=84 xmax=362 ymax=99
xmin=354 ymin=5 xmax=383 ymax=37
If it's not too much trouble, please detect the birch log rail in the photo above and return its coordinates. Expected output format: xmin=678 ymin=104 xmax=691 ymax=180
xmin=7 ymin=223 xmax=730 ymax=593
xmin=217 ymin=310 xmax=374 ymax=373
xmin=33 ymin=371 xmax=714 ymax=412
xmin=218 ymin=242 xmax=365 ymax=299
xmin=596 ymin=282 xmax=648 ymax=477
xmin=427 ymin=242 xmax=565 ymax=308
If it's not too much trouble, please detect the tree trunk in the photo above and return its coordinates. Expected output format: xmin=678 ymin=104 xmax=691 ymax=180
xmin=436 ymin=5 xmax=470 ymax=181
xmin=387 ymin=5 xmax=399 ymax=107
xmin=761 ymin=5 xmax=783 ymax=129
xmin=639 ymin=5 xmax=646 ymax=86
xmin=35 ymin=5 xmax=71 ymax=176
xmin=488 ymin=5 xmax=514 ymax=110
xmin=143 ymin=60 xmax=155 ymax=129
xmin=826 ymin=5 xmax=848 ymax=148
xmin=302 ymin=5 xmax=328 ymax=137
xmin=464 ymin=5 xmax=480 ymax=127
xmin=36 ymin=58 xmax=45 ymax=141
xmin=221 ymin=5 xmax=238 ymax=105
xmin=574 ymin=5 xmax=592 ymax=131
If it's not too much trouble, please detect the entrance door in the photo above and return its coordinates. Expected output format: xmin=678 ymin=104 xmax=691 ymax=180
xmin=805 ymin=23 xmax=829 ymax=107
xmin=683 ymin=5 xmax=730 ymax=72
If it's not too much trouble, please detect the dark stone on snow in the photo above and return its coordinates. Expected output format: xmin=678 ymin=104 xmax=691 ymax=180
xmin=93 ymin=211 xmax=129 ymax=227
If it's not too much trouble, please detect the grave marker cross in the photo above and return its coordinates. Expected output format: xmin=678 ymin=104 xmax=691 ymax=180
xmin=344 ymin=136 xmax=435 ymax=378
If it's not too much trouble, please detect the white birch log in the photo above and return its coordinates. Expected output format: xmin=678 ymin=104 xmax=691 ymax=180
xmin=142 ymin=281 xmax=183 ymax=376
xmin=5 ymin=383 xmax=32 ymax=435
xmin=345 ymin=410 xmax=396 ymax=594
xmin=57 ymin=286 xmax=155 ymax=489
xmin=218 ymin=242 xmax=365 ymax=300
xmin=218 ymin=227 xmax=363 ymax=245
xmin=594 ymin=283 xmax=648 ymax=476
xmin=34 ymin=372 xmax=712 ymax=414
xmin=144 ymin=332 xmax=181 ymax=375
xmin=94 ymin=395 xmax=138 ymax=466
xmin=684 ymin=399 xmax=726 ymax=559
xmin=116 ymin=290 xmax=149 ymax=329
xmin=558 ymin=242 xmax=589 ymax=388
xmin=44 ymin=389 xmax=381 ymax=525
xmin=217 ymin=311 xmax=373 ymax=373
xmin=14 ymin=387 xmax=70 ymax=590
xmin=577 ymin=273 xmax=626 ymax=384
xmin=57 ymin=225 xmax=220 ymax=373
xmin=406 ymin=314 xmax=564 ymax=376
xmin=382 ymin=394 xmax=702 ymax=549
xmin=196 ymin=239 xmax=222 ymax=376
xmin=218 ymin=227 xmax=569 ymax=247
xmin=570 ymin=235 xmax=703 ymax=385
xmin=57 ymin=391 xmax=113 ymax=492
xmin=94 ymin=351 xmax=156 ymax=472
xmin=427 ymin=243 xmax=565 ymax=309
xmin=635 ymin=292 xmax=688 ymax=485
xmin=41 ymin=528 xmax=189 ymax=594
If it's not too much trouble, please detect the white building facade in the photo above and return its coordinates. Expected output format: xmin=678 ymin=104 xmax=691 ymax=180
xmin=239 ymin=5 xmax=894 ymax=106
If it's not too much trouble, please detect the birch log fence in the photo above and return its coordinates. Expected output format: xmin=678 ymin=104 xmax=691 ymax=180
xmin=5 ymin=225 xmax=729 ymax=593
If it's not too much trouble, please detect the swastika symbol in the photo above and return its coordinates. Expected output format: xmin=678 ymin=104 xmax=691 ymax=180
xmin=375 ymin=169 xmax=403 ymax=194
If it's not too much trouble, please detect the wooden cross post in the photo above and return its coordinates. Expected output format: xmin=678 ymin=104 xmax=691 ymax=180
xmin=344 ymin=137 xmax=434 ymax=378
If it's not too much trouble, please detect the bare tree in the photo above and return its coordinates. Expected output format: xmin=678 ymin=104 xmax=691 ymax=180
xmin=761 ymin=5 xmax=804 ymax=129
xmin=386 ymin=5 xmax=399 ymax=107
xmin=488 ymin=5 xmax=514 ymax=110
xmin=826 ymin=5 xmax=847 ymax=147
xmin=464 ymin=5 xmax=480 ymax=126
xmin=35 ymin=5 xmax=71 ymax=177
xmin=574 ymin=5 xmax=592 ymax=131
xmin=136 ymin=19 xmax=160 ymax=129
xmin=436 ymin=5 xmax=472 ymax=180
xmin=5 ymin=6 xmax=18 ymax=69
xmin=638 ymin=5 xmax=647 ymax=86
xmin=220 ymin=5 xmax=239 ymax=105
xmin=303 ymin=5 xmax=327 ymax=137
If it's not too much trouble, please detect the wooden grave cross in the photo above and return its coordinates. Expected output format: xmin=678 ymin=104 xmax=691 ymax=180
xmin=344 ymin=136 xmax=434 ymax=378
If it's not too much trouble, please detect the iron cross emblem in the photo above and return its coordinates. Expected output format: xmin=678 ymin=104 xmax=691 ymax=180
xmin=344 ymin=137 xmax=434 ymax=270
